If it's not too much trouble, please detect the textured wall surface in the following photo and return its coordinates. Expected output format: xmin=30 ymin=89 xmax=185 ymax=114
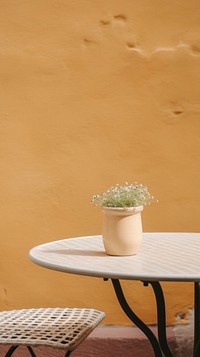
xmin=0 ymin=0 xmax=200 ymax=325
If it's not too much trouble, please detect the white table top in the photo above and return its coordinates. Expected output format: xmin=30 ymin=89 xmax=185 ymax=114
xmin=29 ymin=233 xmax=200 ymax=282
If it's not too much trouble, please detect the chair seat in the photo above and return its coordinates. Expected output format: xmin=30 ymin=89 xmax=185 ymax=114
xmin=0 ymin=307 xmax=105 ymax=351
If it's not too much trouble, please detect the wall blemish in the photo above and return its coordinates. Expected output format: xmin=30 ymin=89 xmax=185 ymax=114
xmin=190 ymin=44 xmax=200 ymax=55
xmin=83 ymin=38 xmax=98 ymax=45
xmin=100 ymin=19 xmax=111 ymax=26
xmin=113 ymin=14 xmax=127 ymax=22
xmin=126 ymin=42 xmax=138 ymax=49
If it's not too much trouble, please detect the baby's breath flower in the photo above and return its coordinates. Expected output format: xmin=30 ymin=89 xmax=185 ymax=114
xmin=92 ymin=182 xmax=157 ymax=208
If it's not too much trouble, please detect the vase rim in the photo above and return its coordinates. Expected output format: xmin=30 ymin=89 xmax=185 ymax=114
xmin=102 ymin=206 xmax=143 ymax=213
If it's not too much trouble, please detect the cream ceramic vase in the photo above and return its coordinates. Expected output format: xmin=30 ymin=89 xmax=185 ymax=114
xmin=102 ymin=206 xmax=143 ymax=256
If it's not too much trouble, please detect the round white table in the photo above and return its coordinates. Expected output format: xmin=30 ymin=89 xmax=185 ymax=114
xmin=29 ymin=232 xmax=200 ymax=357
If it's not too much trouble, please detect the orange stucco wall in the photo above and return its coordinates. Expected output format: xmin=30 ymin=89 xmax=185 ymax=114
xmin=0 ymin=0 xmax=200 ymax=325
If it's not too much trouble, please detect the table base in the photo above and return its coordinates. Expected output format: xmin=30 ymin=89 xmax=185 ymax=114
xmin=105 ymin=279 xmax=200 ymax=357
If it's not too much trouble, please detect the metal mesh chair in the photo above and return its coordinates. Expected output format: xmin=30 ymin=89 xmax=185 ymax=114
xmin=0 ymin=307 xmax=105 ymax=356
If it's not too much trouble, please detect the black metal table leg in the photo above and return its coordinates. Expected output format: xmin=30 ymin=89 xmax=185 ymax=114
xmin=109 ymin=278 xmax=200 ymax=357
xmin=148 ymin=281 xmax=173 ymax=357
xmin=194 ymin=282 xmax=200 ymax=356
xmin=111 ymin=279 xmax=163 ymax=357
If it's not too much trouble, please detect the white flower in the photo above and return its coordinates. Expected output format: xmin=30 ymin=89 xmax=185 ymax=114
xmin=92 ymin=182 xmax=157 ymax=208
